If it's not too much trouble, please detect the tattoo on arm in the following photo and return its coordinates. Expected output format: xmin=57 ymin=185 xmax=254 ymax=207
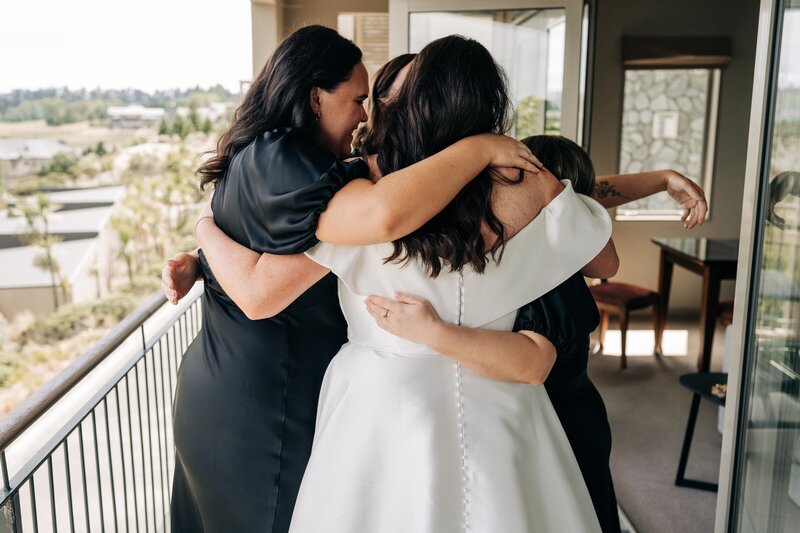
xmin=592 ymin=182 xmax=628 ymax=200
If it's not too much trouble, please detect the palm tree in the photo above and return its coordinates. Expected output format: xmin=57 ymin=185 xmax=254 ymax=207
xmin=16 ymin=194 xmax=63 ymax=310
xmin=111 ymin=214 xmax=136 ymax=286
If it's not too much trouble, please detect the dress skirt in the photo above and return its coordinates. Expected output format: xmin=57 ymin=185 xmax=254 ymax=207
xmin=288 ymin=341 xmax=602 ymax=533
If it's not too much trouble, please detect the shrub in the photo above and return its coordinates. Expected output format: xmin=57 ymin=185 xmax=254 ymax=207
xmin=21 ymin=295 xmax=137 ymax=345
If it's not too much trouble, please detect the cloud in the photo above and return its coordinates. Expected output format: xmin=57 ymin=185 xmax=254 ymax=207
xmin=0 ymin=0 xmax=253 ymax=92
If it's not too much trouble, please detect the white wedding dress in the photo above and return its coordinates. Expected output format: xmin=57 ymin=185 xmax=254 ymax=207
xmin=289 ymin=182 xmax=610 ymax=533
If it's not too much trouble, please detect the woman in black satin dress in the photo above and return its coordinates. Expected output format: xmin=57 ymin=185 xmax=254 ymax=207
xmin=514 ymin=271 xmax=619 ymax=533
xmin=513 ymin=136 xmax=621 ymax=533
xmin=167 ymin=27 xmax=541 ymax=532
xmin=169 ymin=27 xmax=367 ymax=533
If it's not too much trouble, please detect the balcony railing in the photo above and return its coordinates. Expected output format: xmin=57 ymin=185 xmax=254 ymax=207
xmin=0 ymin=287 xmax=203 ymax=532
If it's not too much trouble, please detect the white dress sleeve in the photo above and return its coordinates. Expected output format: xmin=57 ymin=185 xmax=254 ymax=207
xmin=461 ymin=180 xmax=612 ymax=328
xmin=306 ymin=180 xmax=612 ymax=329
xmin=304 ymin=240 xmax=400 ymax=296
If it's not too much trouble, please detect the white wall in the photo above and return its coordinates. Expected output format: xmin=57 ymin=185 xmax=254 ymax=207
xmin=588 ymin=0 xmax=760 ymax=314
xmin=250 ymin=0 xmax=388 ymax=77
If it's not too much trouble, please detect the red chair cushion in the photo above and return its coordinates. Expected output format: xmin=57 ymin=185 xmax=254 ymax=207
xmin=589 ymin=282 xmax=659 ymax=310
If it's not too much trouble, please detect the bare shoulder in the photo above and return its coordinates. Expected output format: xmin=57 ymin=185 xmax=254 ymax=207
xmin=489 ymin=167 xmax=563 ymax=238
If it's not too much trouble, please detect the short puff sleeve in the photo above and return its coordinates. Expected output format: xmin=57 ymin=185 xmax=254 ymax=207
xmin=513 ymin=273 xmax=599 ymax=353
xmin=211 ymin=128 xmax=368 ymax=255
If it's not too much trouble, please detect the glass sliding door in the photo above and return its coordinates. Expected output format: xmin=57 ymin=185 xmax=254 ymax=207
xmin=390 ymin=0 xmax=587 ymax=140
xmin=409 ymin=8 xmax=566 ymax=137
xmin=729 ymin=1 xmax=800 ymax=531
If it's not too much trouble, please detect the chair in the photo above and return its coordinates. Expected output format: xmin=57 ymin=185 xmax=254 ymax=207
xmin=589 ymin=279 xmax=661 ymax=369
xmin=717 ymin=300 xmax=734 ymax=327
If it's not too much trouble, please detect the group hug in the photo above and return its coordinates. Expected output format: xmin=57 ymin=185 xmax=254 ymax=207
xmin=160 ymin=24 xmax=707 ymax=533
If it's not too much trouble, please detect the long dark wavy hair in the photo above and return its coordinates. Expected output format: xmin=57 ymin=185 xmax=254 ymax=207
xmin=373 ymin=36 xmax=518 ymax=277
xmin=521 ymin=135 xmax=596 ymax=196
xmin=198 ymin=25 xmax=362 ymax=189
xmin=352 ymin=53 xmax=416 ymax=155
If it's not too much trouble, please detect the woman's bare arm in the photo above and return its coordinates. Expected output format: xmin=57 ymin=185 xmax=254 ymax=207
xmin=195 ymin=217 xmax=330 ymax=320
xmin=317 ymin=133 xmax=542 ymax=245
xmin=166 ymin=136 xmax=537 ymax=313
xmin=366 ymin=293 xmax=556 ymax=385
xmin=580 ymin=238 xmax=619 ymax=279
xmin=594 ymin=169 xmax=707 ymax=228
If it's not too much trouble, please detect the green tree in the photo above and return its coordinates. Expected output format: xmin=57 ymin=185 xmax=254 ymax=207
xmin=14 ymin=194 xmax=64 ymax=310
xmin=95 ymin=142 xmax=107 ymax=157
xmin=188 ymin=106 xmax=201 ymax=132
xmin=172 ymin=115 xmax=189 ymax=139
xmin=202 ymin=117 xmax=213 ymax=134
xmin=111 ymin=213 xmax=137 ymax=285
xmin=41 ymin=152 xmax=79 ymax=178
xmin=515 ymin=95 xmax=544 ymax=139
xmin=158 ymin=118 xmax=170 ymax=135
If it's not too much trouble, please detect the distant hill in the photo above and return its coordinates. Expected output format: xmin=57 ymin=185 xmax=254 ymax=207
xmin=0 ymin=86 xmax=239 ymax=126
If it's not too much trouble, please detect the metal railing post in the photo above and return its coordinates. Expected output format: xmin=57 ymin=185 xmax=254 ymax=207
xmin=0 ymin=287 xmax=202 ymax=533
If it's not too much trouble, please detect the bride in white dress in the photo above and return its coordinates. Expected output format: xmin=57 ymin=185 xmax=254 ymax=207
xmin=287 ymin=37 xmax=613 ymax=533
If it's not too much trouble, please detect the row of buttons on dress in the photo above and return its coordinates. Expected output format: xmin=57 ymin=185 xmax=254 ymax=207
xmin=454 ymin=273 xmax=470 ymax=532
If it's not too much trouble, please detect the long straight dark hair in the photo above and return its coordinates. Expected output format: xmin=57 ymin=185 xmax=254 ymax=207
xmin=198 ymin=25 xmax=362 ymax=190
xmin=373 ymin=36 xmax=518 ymax=277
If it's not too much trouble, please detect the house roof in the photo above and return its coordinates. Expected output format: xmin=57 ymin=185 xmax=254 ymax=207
xmin=107 ymin=105 xmax=165 ymax=120
xmin=0 ymin=238 xmax=97 ymax=289
xmin=45 ymin=186 xmax=125 ymax=205
xmin=0 ymin=204 xmax=115 ymax=235
xmin=0 ymin=139 xmax=71 ymax=161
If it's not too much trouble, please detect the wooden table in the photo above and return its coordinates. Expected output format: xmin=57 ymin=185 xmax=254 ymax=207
xmin=652 ymin=238 xmax=738 ymax=371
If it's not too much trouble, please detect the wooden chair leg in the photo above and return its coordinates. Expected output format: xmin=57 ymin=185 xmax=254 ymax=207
xmin=598 ymin=310 xmax=609 ymax=351
xmin=652 ymin=302 xmax=662 ymax=357
xmin=620 ymin=309 xmax=629 ymax=369
xmin=654 ymin=295 xmax=665 ymax=357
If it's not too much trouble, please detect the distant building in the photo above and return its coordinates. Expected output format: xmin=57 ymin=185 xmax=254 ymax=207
xmin=0 ymin=139 xmax=71 ymax=181
xmin=0 ymin=186 xmax=124 ymax=319
xmin=175 ymin=102 xmax=230 ymax=122
xmin=107 ymin=105 xmax=165 ymax=129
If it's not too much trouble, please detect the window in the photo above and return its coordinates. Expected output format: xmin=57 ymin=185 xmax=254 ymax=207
xmin=408 ymin=9 xmax=566 ymax=138
xmin=337 ymin=13 xmax=389 ymax=78
xmin=616 ymin=68 xmax=720 ymax=220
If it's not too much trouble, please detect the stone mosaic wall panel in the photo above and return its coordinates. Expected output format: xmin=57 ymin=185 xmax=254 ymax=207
xmin=618 ymin=69 xmax=712 ymax=216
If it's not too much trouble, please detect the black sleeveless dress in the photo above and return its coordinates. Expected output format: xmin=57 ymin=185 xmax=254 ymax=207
xmin=171 ymin=128 xmax=366 ymax=532
xmin=514 ymin=273 xmax=621 ymax=533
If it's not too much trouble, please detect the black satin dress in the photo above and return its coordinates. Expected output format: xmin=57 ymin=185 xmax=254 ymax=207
xmin=171 ymin=128 xmax=366 ymax=532
xmin=514 ymin=273 xmax=621 ymax=533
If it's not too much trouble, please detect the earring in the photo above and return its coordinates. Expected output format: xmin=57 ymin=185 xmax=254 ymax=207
xmin=314 ymin=110 xmax=320 ymax=122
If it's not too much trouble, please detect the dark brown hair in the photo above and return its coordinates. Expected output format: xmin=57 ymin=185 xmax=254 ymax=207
xmin=197 ymin=25 xmax=362 ymax=190
xmin=521 ymin=135 xmax=596 ymax=195
xmin=373 ymin=36 xmax=518 ymax=277
xmin=353 ymin=53 xmax=416 ymax=155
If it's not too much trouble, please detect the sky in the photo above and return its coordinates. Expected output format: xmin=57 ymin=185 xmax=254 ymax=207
xmin=0 ymin=0 xmax=253 ymax=93
xmin=779 ymin=10 xmax=800 ymax=89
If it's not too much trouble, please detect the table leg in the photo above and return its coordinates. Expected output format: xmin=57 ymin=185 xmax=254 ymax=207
xmin=655 ymin=250 xmax=673 ymax=356
xmin=675 ymin=392 xmax=719 ymax=492
xmin=676 ymin=393 xmax=701 ymax=485
xmin=699 ymin=268 xmax=722 ymax=372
